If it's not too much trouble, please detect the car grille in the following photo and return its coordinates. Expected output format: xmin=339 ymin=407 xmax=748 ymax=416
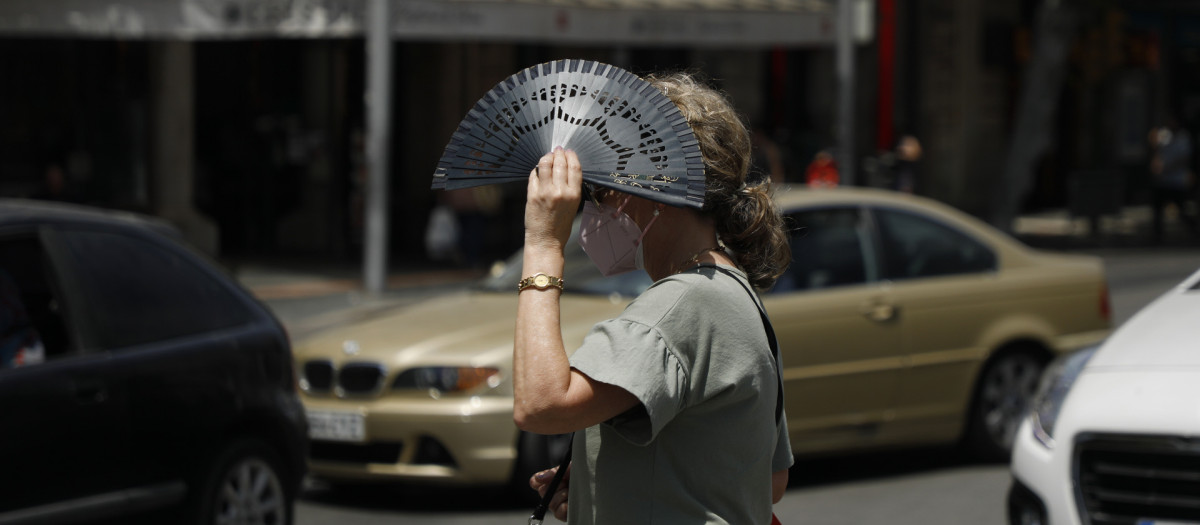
xmin=1074 ymin=433 xmax=1200 ymax=524
xmin=303 ymin=360 xmax=334 ymax=392
xmin=301 ymin=360 xmax=385 ymax=396
xmin=307 ymin=437 xmax=457 ymax=468
xmin=338 ymin=362 xmax=385 ymax=394
xmin=310 ymin=441 xmax=403 ymax=464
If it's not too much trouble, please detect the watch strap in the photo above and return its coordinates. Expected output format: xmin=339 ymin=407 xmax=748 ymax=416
xmin=518 ymin=273 xmax=564 ymax=292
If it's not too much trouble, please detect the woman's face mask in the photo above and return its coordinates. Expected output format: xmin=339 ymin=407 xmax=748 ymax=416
xmin=578 ymin=195 xmax=659 ymax=276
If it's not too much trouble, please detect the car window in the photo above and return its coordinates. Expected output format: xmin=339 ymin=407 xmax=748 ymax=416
xmin=58 ymin=229 xmax=255 ymax=349
xmin=873 ymin=208 xmax=996 ymax=280
xmin=773 ymin=206 xmax=875 ymax=293
xmin=0 ymin=236 xmax=71 ymax=369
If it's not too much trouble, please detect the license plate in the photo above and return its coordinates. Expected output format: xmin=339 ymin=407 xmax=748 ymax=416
xmin=306 ymin=410 xmax=365 ymax=443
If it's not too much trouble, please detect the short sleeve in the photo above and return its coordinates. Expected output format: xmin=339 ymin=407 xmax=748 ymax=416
xmin=569 ymin=318 xmax=689 ymax=446
xmin=772 ymin=412 xmax=794 ymax=472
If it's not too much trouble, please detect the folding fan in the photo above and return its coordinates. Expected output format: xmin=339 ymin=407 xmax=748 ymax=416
xmin=431 ymin=59 xmax=707 ymax=208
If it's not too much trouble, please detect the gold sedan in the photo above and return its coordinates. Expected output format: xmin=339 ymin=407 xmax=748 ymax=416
xmin=293 ymin=185 xmax=1111 ymax=491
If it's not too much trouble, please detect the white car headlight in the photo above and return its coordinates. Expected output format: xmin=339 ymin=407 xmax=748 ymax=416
xmin=1031 ymin=345 xmax=1098 ymax=448
xmin=392 ymin=367 xmax=501 ymax=393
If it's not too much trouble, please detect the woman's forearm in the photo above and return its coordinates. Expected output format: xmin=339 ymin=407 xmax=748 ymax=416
xmin=512 ymin=148 xmax=639 ymax=434
xmin=512 ymin=245 xmax=572 ymax=431
xmin=772 ymin=469 xmax=789 ymax=504
xmin=512 ymin=243 xmax=639 ymax=434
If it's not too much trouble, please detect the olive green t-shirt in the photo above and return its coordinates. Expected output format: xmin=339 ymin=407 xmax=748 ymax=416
xmin=567 ymin=264 xmax=794 ymax=525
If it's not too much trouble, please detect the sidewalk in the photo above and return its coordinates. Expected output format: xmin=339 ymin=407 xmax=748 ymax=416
xmin=1012 ymin=204 xmax=1199 ymax=250
xmin=236 ymin=262 xmax=484 ymax=301
xmin=231 ymin=260 xmax=487 ymax=338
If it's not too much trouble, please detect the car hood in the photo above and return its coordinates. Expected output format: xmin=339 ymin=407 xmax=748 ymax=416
xmin=1087 ymin=282 xmax=1200 ymax=369
xmin=292 ymin=290 xmax=632 ymax=369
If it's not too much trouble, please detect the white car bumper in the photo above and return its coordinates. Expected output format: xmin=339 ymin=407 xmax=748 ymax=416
xmin=1009 ymin=370 xmax=1200 ymax=525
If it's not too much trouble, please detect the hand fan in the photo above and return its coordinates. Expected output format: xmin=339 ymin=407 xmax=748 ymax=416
xmin=431 ymin=59 xmax=707 ymax=208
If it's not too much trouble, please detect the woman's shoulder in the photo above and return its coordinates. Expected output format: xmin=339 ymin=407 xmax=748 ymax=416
xmin=627 ymin=265 xmax=753 ymax=317
xmin=667 ymin=264 xmax=752 ymax=294
xmin=618 ymin=274 xmax=694 ymax=327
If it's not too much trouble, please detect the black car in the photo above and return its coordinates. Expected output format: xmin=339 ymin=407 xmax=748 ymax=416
xmin=0 ymin=199 xmax=307 ymax=525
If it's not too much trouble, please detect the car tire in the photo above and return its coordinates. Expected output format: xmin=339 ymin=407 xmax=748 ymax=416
xmin=966 ymin=348 xmax=1047 ymax=462
xmin=190 ymin=438 xmax=295 ymax=525
xmin=510 ymin=431 xmax=573 ymax=504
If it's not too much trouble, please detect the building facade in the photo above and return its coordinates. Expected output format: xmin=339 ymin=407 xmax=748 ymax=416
xmin=2 ymin=0 xmax=1196 ymax=268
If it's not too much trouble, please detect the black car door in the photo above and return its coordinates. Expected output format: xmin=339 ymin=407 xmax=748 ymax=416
xmin=52 ymin=227 xmax=261 ymax=492
xmin=0 ymin=232 xmax=133 ymax=514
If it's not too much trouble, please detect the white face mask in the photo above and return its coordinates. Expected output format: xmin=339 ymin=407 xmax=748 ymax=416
xmin=578 ymin=197 xmax=659 ymax=277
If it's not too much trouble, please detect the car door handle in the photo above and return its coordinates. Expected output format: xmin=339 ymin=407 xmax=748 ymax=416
xmin=860 ymin=302 xmax=898 ymax=323
xmin=74 ymin=382 xmax=109 ymax=405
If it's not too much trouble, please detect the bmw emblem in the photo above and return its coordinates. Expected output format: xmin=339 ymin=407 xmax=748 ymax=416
xmin=342 ymin=340 xmax=360 ymax=356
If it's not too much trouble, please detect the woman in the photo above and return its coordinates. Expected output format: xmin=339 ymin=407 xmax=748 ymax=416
xmin=513 ymin=72 xmax=793 ymax=524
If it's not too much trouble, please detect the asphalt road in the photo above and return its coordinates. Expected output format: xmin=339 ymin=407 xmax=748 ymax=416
xmin=286 ymin=247 xmax=1200 ymax=525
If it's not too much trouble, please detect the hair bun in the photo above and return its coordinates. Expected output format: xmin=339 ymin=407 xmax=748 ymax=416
xmin=647 ymin=72 xmax=790 ymax=289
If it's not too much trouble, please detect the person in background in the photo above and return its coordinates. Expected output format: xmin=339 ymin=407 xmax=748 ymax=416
xmin=751 ymin=124 xmax=787 ymax=185
xmin=445 ymin=185 xmax=503 ymax=269
xmin=32 ymin=162 xmax=80 ymax=203
xmin=1149 ymin=116 xmax=1197 ymax=242
xmin=0 ymin=268 xmax=44 ymax=369
xmin=805 ymin=149 xmax=839 ymax=188
xmin=892 ymin=134 xmax=923 ymax=194
xmin=514 ymin=71 xmax=793 ymax=524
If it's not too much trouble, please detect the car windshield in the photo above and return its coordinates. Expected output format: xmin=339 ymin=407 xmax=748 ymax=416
xmin=478 ymin=220 xmax=653 ymax=297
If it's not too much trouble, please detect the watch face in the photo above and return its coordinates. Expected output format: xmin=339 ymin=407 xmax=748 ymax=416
xmin=533 ymin=274 xmax=550 ymax=287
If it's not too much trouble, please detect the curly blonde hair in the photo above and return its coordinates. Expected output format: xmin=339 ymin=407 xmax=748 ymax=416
xmin=645 ymin=72 xmax=791 ymax=290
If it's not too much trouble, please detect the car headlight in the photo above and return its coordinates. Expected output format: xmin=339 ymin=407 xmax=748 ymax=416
xmin=392 ymin=367 xmax=501 ymax=393
xmin=1031 ymin=345 xmax=1098 ymax=448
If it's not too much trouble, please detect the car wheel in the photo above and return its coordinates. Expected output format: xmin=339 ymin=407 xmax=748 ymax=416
xmin=192 ymin=438 xmax=294 ymax=525
xmin=510 ymin=431 xmax=573 ymax=503
xmin=967 ymin=349 xmax=1046 ymax=462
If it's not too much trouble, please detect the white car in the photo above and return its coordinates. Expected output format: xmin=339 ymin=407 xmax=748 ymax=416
xmin=1009 ymin=266 xmax=1200 ymax=525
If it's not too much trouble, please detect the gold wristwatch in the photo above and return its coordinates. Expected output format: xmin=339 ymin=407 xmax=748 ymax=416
xmin=518 ymin=273 xmax=564 ymax=292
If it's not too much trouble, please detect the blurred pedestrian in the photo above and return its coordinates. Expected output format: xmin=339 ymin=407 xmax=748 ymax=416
xmin=752 ymin=124 xmax=787 ymax=185
xmin=31 ymin=162 xmax=80 ymax=203
xmin=423 ymin=197 xmax=460 ymax=264
xmin=1149 ymin=116 xmax=1197 ymax=242
xmin=444 ymin=185 xmax=503 ymax=269
xmin=0 ymin=268 xmax=44 ymax=369
xmin=892 ymin=134 xmax=923 ymax=194
xmin=805 ymin=149 xmax=839 ymax=188
xmin=515 ymin=71 xmax=792 ymax=524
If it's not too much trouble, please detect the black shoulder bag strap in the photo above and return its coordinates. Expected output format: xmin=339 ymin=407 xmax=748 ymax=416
xmin=717 ymin=265 xmax=785 ymax=425
xmin=529 ymin=436 xmax=573 ymax=525
xmin=528 ymin=266 xmax=784 ymax=524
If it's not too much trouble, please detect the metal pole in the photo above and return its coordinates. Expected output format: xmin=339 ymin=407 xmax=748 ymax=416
xmin=994 ymin=0 xmax=1077 ymax=231
xmin=363 ymin=0 xmax=393 ymax=295
xmin=837 ymin=0 xmax=856 ymax=186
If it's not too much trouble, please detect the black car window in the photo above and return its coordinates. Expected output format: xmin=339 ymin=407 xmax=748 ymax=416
xmin=873 ymin=208 xmax=996 ymax=280
xmin=773 ymin=206 xmax=875 ymax=293
xmin=58 ymin=229 xmax=255 ymax=349
xmin=0 ymin=236 xmax=71 ymax=368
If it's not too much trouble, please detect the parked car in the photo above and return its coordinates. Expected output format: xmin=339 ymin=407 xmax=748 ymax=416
xmin=0 ymin=199 xmax=308 ymax=525
xmin=1009 ymin=266 xmax=1200 ymax=525
xmin=294 ymin=185 xmax=1110 ymax=493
